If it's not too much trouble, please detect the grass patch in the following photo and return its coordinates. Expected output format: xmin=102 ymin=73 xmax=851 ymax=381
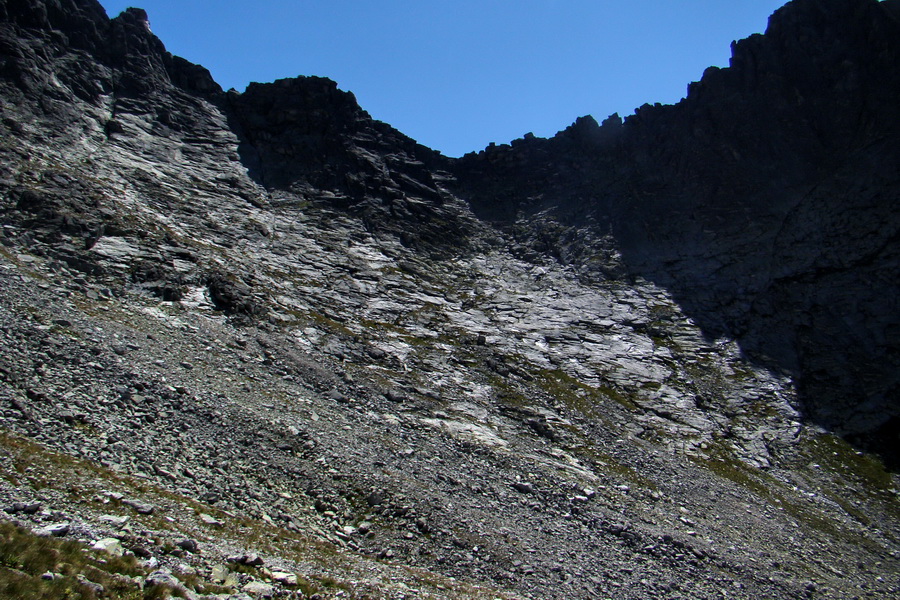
xmin=304 ymin=310 xmax=356 ymax=337
xmin=696 ymin=443 xmax=776 ymax=499
xmin=595 ymin=384 xmax=640 ymax=413
xmin=695 ymin=441 xmax=886 ymax=550
xmin=798 ymin=433 xmax=900 ymax=529
xmin=0 ymin=521 xmax=144 ymax=600
xmin=803 ymin=433 xmax=895 ymax=492
xmin=535 ymin=368 xmax=640 ymax=414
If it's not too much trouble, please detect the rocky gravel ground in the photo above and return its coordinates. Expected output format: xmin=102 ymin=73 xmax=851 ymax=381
xmin=1 ymin=210 xmax=899 ymax=599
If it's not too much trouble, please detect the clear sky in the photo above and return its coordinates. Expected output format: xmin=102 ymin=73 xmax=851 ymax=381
xmin=96 ymin=0 xmax=787 ymax=157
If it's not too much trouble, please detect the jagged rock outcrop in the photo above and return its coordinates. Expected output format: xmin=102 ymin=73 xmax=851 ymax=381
xmin=454 ymin=0 xmax=900 ymax=462
xmin=0 ymin=1 xmax=898 ymax=599
xmin=227 ymin=75 xmax=479 ymax=255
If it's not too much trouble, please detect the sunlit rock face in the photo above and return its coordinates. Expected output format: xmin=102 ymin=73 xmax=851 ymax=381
xmin=0 ymin=1 xmax=898 ymax=599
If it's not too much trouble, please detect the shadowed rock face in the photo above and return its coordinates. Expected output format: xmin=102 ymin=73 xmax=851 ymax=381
xmin=0 ymin=1 xmax=899 ymax=599
xmin=226 ymin=76 xmax=477 ymax=255
xmin=454 ymin=0 xmax=900 ymax=463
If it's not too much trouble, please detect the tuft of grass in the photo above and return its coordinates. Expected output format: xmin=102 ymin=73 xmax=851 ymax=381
xmin=695 ymin=443 xmax=776 ymax=499
xmin=535 ymin=367 xmax=640 ymax=414
xmin=0 ymin=521 xmax=144 ymax=600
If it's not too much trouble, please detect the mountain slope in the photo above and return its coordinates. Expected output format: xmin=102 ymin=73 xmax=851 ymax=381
xmin=0 ymin=0 xmax=898 ymax=599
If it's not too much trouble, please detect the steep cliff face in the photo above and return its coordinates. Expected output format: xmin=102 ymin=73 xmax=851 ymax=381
xmin=227 ymin=76 xmax=478 ymax=255
xmin=0 ymin=1 xmax=898 ymax=599
xmin=454 ymin=0 xmax=900 ymax=460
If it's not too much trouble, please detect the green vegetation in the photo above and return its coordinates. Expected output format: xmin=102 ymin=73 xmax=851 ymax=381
xmin=696 ymin=442 xmax=777 ymax=500
xmin=803 ymin=433 xmax=895 ymax=492
xmin=0 ymin=428 xmax=512 ymax=600
xmin=0 ymin=521 xmax=144 ymax=600
xmin=695 ymin=440 xmax=888 ymax=549
xmin=798 ymin=433 xmax=900 ymax=529
xmin=535 ymin=368 xmax=640 ymax=414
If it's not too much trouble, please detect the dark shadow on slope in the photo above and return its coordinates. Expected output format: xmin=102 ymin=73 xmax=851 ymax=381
xmin=452 ymin=0 xmax=900 ymax=467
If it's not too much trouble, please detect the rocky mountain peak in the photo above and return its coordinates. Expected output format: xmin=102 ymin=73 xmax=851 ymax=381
xmin=0 ymin=0 xmax=107 ymax=38
xmin=556 ymin=113 xmax=622 ymax=149
xmin=118 ymin=5 xmax=148 ymax=25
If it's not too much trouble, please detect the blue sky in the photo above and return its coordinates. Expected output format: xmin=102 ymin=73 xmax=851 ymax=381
xmin=97 ymin=1 xmax=787 ymax=157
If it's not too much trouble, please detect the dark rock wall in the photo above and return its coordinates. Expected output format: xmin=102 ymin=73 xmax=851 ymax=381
xmin=614 ymin=0 xmax=900 ymax=453
xmin=453 ymin=0 xmax=900 ymax=458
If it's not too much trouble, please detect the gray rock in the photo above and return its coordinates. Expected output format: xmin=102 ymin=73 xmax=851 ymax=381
xmin=512 ymin=482 xmax=535 ymax=494
xmin=242 ymin=581 xmax=275 ymax=597
xmin=91 ymin=537 xmax=124 ymax=556
xmin=35 ymin=523 xmax=69 ymax=537
xmin=76 ymin=574 xmax=104 ymax=595
xmin=270 ymin=571 xmax=297 ymax=585
xmin=176 ymin=538 xmax=199 ymax=553
xmin=199 ymin=512 xmax=223 ymax=526
xmin=143 ymin=570 xmax=181 ymax=589
xmin=227 ymin=553 xmax=264 ymax=567
xmin=7 ymin=501 xmax=41 ymax=514
xmin=98 ymin=514 xmax=130 ymax=527
xmin=122 ymin=499 xmax=155 ymax=514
